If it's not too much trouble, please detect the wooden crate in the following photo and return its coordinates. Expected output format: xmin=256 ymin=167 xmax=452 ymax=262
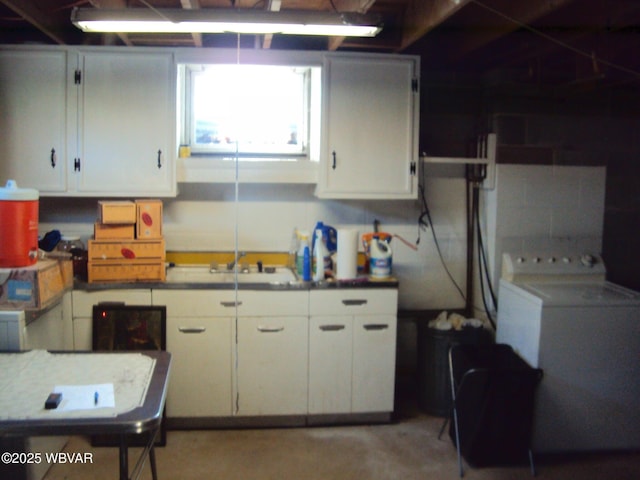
xmin=98 ymin=201 xmax=136 ymax=224
xmin=94 ymin=222 xmax=136 ymax=240
xmin=88 ymin=239 xmax=165 ymax=261
xmin=136 ymin=199 xmax=163 ymax=239
xmin=88 ymin=261 xmax=166 ymax=283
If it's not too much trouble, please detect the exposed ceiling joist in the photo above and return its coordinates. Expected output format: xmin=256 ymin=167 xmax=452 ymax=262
xmin=180 ymin=0 xmax=203 ymax=47
xmin=0 ymin=0 xmax=639 ymax=93
xmin=0 ymin=0 xmax=69 ymax=44
xmin=327 ymin=0 xmax=377 ymax=51
xmin=445 ymin=0 xmax=579 ymax=60
xmin=399 ymin=0 xmax=472 ymax=51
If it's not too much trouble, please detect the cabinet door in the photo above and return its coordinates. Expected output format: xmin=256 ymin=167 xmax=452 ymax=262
xmin=236 ymin=316 xmax=308 ymax=416
xmin=308 ymin=316 xmax=352 ymax=414
xmin=0 ymin=49 xmax=68 ymax=192
xmin=23 ymin=302 xmax=64 ymax=350
xmin=318 ymin=55 xmax=418 ymax=199
xmin=166 ymin=316 xmax=233 ymax=417
xmin=352 ymin=315 xmax=397 ymax=413
xmin=76 ymin=51 xmax=175 ymax=196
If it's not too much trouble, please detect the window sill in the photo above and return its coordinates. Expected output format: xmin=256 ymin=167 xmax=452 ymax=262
xmin=177 ymin=157 xmax=318 ymax=184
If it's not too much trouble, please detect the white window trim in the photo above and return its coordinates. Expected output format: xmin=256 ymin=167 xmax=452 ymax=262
xmin=177 ymin=61 xmax=320 ymax=184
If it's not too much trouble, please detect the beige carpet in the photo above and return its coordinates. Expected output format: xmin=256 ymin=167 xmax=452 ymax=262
xmin=44 ymin=406 xmax=640 ymax=480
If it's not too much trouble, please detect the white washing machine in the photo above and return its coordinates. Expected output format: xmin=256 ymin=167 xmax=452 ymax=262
xmin=496 ymin=252 xmax=640 ymax=453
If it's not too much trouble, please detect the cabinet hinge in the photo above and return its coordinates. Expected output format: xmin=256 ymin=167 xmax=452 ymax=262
xmin=411 ymin=77 xmax=418 ymax=93
xmin=74 ymin=69 xmax=82 ymax=85
xmin=410 ymin=161 xmax=417 ymax=176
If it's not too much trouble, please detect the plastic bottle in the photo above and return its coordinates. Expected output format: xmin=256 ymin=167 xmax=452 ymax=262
xmin=302 ymin=244 xmax=311 ymax=281
xmin=296 ymin=231 xmax=310 ymax=277
xmin=313 ymin=229 xmax=324 ymax=281
xmin=289 ymin=227 xmax=298 ymax=269
xmin=369 ymin=237 xmax=392 ymax=279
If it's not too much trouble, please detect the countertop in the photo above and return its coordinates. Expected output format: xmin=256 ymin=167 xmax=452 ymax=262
xmin=74 ymin=276 xmax=398 ymax=291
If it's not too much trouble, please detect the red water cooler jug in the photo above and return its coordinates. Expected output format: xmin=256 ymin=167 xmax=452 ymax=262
xmin=0 ymin=180 xmax=39 ymax=267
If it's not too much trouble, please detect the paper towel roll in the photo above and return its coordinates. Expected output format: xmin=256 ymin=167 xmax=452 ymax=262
xmin=336 ymin=229 xmax=358 ymax=279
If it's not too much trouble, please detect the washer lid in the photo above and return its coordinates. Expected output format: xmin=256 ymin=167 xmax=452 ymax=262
xmin=518 ymin=281 xmax=640 ymax=307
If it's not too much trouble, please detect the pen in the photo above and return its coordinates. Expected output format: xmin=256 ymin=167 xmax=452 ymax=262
xmin=94 ymin=391 xmax=99 ymax=405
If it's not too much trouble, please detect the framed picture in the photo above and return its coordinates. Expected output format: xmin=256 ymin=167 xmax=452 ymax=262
xmin=91 ymin=304 xmax=167 ymax=447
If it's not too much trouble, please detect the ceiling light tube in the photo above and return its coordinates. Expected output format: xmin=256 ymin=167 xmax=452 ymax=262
xmin=71 ymin=8 xmax=383 ymax=37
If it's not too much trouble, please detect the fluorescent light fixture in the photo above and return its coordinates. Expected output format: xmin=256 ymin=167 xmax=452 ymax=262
xmin=71 ymin=8 xmax=382 ymax=37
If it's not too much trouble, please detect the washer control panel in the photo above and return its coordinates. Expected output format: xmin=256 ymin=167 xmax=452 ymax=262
xmin=502 ymin=252 xmax=606 ymax=282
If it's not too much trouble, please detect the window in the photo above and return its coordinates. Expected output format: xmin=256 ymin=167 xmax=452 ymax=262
xmin=183 ymin=64 xmax=320 ymax=162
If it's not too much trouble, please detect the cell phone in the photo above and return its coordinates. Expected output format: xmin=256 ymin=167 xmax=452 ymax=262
xmin=45 ymin=392 xmax=62 ymax=409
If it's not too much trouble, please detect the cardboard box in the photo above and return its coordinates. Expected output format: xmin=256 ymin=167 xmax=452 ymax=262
xmin=98 ymin=201 xmax=136 ymax=225
xmin=88 ymin=239 xmax=165 ymax=261
xmin=94 ymin=222 xmax=136 ymax=240
xmin=136 ymin=200 xmax=163 ymax=239
xmin=0 ymin=259 xmax=71 ymax=310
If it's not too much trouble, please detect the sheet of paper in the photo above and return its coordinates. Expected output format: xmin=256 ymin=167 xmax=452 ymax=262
xmin=53 ymin=383 xmax=115 ymax=411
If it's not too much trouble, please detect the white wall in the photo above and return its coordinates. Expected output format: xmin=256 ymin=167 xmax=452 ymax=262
xmin=38 ymin=163 xmax=607 ymax=315
xmin=39 ymin=172 xmax=469 ymax=312
xmin=483 ymin=164 xmax=606 ymax=287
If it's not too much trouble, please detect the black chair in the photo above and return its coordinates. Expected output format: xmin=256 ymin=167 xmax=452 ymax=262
xmin=440 ymin=343 xmax=543 ymax=477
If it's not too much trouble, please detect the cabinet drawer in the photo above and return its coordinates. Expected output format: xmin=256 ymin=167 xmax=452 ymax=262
xmin=310 ymin=289 xmax=397 ymax=315
xmin=72 ymin=289 xmax=152 ymax=316
xmin=153 ymin=290 xmax=234 ymax=317
xmin=235 ymin=291 xmax=308 ymax=316
xmin=153 ymin=289 xmax=308 ymax=317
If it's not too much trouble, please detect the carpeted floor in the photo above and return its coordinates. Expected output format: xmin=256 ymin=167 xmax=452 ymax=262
xmin=43 ymin=382 xmax=640 ymax=480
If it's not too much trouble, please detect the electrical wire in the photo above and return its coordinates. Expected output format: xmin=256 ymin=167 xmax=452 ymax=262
xmin=470 ymin=0 xmax=640 ymax=82
xmin=473 ymin=183 xmax=496 ymax=330
xmin=417 ymin=184 xmax=466 ymax=303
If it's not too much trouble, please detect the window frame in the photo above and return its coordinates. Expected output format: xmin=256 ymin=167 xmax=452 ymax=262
xmin=181 ymin=63 xmax=320 ymax=164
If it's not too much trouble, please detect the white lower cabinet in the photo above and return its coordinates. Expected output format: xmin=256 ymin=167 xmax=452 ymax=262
xmin=152 ymin=290 xmax=234 ymax=418
xmin=153 ymin=289 xmax=309 ymax=419
xmin=235 ymin=290 xmax=309 ymax=416
xmin=71 ymin=289 xmax=152 ymax=351
xmin=352 ymin=315 xmax=397 ymax=412
xmin=132 ymin=287 xmax=396 ymax=421
xmin=309 ymin=289 xmax=398 ymax=414
xmin=236 ymin=315 xmax=308 ymax=416
xmin=308 ymin=316 xmax=353 ymax=414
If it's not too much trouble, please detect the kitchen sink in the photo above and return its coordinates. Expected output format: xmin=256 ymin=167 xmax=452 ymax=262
xmin=165 ymin=265 xmax=298 ymax=285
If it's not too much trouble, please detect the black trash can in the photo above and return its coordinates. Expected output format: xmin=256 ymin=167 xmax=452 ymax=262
xmin=416 ymin=322 xmax=493 ymax=416
xmin=448 ymin=344 xmax=543 ymax=468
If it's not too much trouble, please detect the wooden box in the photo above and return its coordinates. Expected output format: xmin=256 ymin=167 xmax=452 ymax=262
xmin=88 ymin=261 xmax=166 ymax=283
xmin=88 ymin=239 xmax=165 ymax=261
xmin=94 ymin=222 xmax=136 ymax=240
xmin=0 ymin=259 xmax=71 ymax=310
xmin=136 ymin=199 xmax=163 ymax=239
xmin=98 ymin=201 xmax=136 ymax=225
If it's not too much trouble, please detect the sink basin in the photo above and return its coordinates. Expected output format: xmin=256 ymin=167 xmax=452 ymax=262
xmin=165 ymin=265 xmax=298 ymax=284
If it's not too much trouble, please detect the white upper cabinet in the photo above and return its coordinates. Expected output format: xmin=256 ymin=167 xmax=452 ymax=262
xmin=0 ymin=49 xmax=69 ymax=192
xmin=317 ymin=54 xmax=419 ymax=199
xmin=75 ymin=51 xmax=176 ymax=196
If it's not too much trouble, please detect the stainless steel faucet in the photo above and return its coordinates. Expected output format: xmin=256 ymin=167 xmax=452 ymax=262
xmin=227 ymin=251 xmax=246 ymax=271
